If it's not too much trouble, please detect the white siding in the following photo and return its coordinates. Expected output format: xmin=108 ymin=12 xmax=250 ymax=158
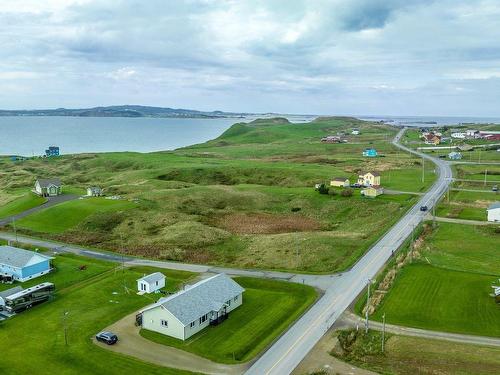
xmin=184 ymin=293 xmax=243 ymax=339
xmin=137 ymin=277 xmax=165 ymax=293
xmin=487 ymin=208 xmax=500 ymax=222
xmin=142 ymin=307 xmax=185 ymax=340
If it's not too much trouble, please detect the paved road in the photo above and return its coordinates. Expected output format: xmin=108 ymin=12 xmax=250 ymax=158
xmin=244 ymin=128 xmax=454 ymax=375
xmin=0 ymin=194 xmax=78 ymax=226
xmin=343 ymin=311 xmax=500 ymax=348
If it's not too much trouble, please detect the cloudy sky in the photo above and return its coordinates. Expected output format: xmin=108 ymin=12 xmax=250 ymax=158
xmin=1 ymin=0 xmax=499 ymax=116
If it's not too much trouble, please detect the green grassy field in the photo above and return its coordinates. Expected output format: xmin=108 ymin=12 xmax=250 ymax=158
xmin=0 ymin=192 xmax=46 ymax=219
xmin=141 ymin=277 xmax=317 ymax=363
xmin=332 ymin=329 xmax=500 ymax=375
xmin=16 ymin=198 xmax=135 ymax=233
xmin=368 ymin=223 xmax=500 ymax=337
xmin=372 ymin=263 xmax=500 ymax=337
xmin=0 ymin=117 xmax=435 ymax=273
xmin=436 ymin=190 xmax=498 ymax=221
xmin=0 ymin=254 xmax=198 ymax=375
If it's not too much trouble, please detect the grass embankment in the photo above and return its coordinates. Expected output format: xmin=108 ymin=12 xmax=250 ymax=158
xmin=0 ymin=192 xmax=46 ymax=219
xmin=141 ymin=277 xmax=317 ymax=363
xmin=0 ymin=253 xmax=197 ymax=375
xmin=363 ymin=223 xmax=500 ymax=337
xmin=15 ymin=198 xmax=135 ymax=233
xmin=0 ymin=117 xmax=435 ymax=273
xmin=331 ymin=329 xmax=500 ymax=375
xmin=436 ymin=190 xmax=498 ymax=221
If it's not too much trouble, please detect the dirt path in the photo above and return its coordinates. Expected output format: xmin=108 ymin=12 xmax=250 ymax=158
xmin=431 ymin=215 xmax=498 ymax=226
xmin=0 ymin=194 xmax=78 ymax=226
xmin=343 ymin=312 xmax=500 ymax=348
xmin=95 ymin=311 xmax=250 ymax=375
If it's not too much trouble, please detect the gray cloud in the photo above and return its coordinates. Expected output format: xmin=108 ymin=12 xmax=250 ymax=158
xmin=0 ymin=0 xmax=498 ymax=115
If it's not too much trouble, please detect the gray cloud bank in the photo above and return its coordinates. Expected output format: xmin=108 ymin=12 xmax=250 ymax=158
xmin=0 ymin=0 xmax=499 ymax=116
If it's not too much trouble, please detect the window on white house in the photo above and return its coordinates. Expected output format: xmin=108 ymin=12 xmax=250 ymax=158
xmin=226 ymin=300 xmax=231 ymax=306
xmin=161 ymin=319 xmax=168 ymax=327
xmin=156 ymin=281 xmax=158 ymax=286
xmin=190 ymin=321 xmax=196 ymax=328
xmin=234 ymin=296 xmax=238 ymax=302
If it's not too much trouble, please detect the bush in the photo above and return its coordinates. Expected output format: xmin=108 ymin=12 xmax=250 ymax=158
xmin=316 ymin=184 xmax=329 ymax=195
xmin=328 ymin=188 xmax=337 ymax=196
xmin=341 ymin=188 xmax=353 ymax=197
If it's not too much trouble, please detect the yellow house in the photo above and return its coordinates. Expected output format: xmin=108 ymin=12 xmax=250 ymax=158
xmin=357 ymin=171 xmax=381 ymax=186
xmin=361 ymin=186 xmax=384 ymax=198
xmin=330 ymin=177 xmax=350 ymax=187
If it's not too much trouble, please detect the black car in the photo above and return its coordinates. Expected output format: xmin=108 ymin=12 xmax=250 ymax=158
xmin=350 ymin=183 xmax=362 ymax=188
xmin=96 ymin=331 xmax=118 ymax=345
xmin=420 ymin=205 xmax=428 ymax=212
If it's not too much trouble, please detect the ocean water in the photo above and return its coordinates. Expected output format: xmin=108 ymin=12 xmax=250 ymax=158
xmin=358 ymin=115 xmax=500 ymax=127
xmin=0 ymin=116 xmax=242 ymax=156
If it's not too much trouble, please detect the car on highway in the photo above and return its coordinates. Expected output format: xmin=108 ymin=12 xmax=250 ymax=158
xmin=420 ymin=205 xmax=428 ymax=212
xmin=95 ymin=331 xmax=118 ymax=345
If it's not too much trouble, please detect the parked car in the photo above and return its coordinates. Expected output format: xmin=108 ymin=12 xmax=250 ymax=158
xmin=350 ymin=183 xmax=362 ymax=188
xmin=420 ymin=205 xmax=428 ymax=212
xmin=95 ymin=331 xmax=118 ymax=345
xmin=493 ymin=185 xmax=498 ymax=192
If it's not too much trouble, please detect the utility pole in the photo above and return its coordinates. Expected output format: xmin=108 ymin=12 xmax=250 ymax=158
xmin=382 ymin=313 xmax=386 ymax=352
xmin=432 ymin=198 xmax=436 ymax=228
xmin=421 ymin=157 xmax=425 ymax=184
xmin=296 ymin=235 xmax=300 ymax=269
xmin=12 ymin=218 xmax=18 ymax=245
xmin=484 ymin=169 xmax=488 ymax=187
xmin=365 ymin=279 xmax=371 ymax=333
xmin=63 ymin=311 xmax=69 ymax=346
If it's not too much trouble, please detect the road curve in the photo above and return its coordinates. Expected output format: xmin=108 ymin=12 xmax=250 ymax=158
xmin=244 ymin=128 xmax=453 ymax=375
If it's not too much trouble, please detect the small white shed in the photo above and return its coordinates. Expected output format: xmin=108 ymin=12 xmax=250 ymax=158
xmin=487 ymin=202 xmax=500 ymax=222
xmin=137 ymin=272 xmax=166 ymax=294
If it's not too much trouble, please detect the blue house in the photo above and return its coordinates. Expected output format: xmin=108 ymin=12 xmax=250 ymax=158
xmin=363 ymin=148 xmax=378 ymax=157
xmin=0 ymin=246 xmax=53 ymax=282
xmin=45 ymin=146 xmax=60 ymax=157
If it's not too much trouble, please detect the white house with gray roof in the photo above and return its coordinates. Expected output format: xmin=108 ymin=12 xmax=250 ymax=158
xmin=34 ymin=178 xmax=62 ymax=197
xmin=137 ymin=272 xmax=165 ymax=294
xmin=487 ymin=202 xmax=500 ymax=222
xmin=0 ymin=246 xmax=53 ymax=282
xmin=140 ymin=274 xmax=245 ymax=340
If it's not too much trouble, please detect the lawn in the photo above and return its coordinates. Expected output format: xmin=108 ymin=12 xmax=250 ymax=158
xmin=0 ymin=252 xmax=112 ymax=292
xmin=15 ymin=197 xmax=135 ymax=233
xmin=140 ymin=277 xmax=317 ymax=363
xmin=357 ymin=222 xmax=500 ymax=338
xmin=420 ymin=223 xmax=500 ymax=275
xmin=332 ymin=329 xmax=500 ymax=375
xmin=436 ymin=190 xmax=498 ymax=221
xmin=0 ymin=117 xmax=435 ymax=273
xmin=371 ymin=263 xmax=500 ymax=337
xmin=0 ymin=254 xmax=197 ymax=375
xmin=0 ymin=192 xmax=46 ymax=219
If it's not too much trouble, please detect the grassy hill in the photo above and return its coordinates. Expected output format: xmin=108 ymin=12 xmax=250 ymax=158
xmin=0 ymin=117 xmax=435 ymax=273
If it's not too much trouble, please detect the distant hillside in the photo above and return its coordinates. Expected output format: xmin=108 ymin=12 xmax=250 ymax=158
xmin=0 ymin=105 xmax=252 ymax=119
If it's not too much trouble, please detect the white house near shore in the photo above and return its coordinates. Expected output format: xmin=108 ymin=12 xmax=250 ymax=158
xmin=137 ymin=272 xmax=166 ymax=294
xmin=487 ymin=202 xmax=500 ymax=222
xmin=140 ymin=274 xmax=245 ymax=340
